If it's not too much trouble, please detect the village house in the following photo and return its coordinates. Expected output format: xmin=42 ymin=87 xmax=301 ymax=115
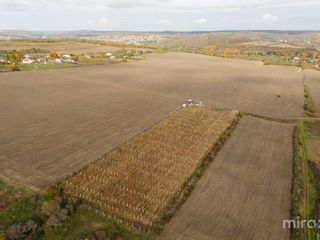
xmin=62 ymin=54 xmax=75 ymax=63
xmin=37 ymin=57 xmax=46 ymax=63
xmin=22 ymin=58 xmax=34 ymax=64
xmin=64 ymin=59 xmax=74 ymax=63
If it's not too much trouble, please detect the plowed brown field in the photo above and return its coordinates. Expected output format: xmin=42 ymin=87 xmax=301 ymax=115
xmin=0 ymin=52 xmax=303 ymax=188
xmin=161 ymin=116 xmax=293 ymax=240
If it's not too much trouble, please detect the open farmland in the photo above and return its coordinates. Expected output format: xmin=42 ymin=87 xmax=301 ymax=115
xmin=161 ymin=116 xmax=293 ymax=240
xmin=45 ymin=52 xmax=303 ymax=118
xmin=137 ymin=53 xmax=303 ymax=117
xmin=60 ymin=107 xmax=238 ymax=230
xmin=0 ymin=72 xmax=183 ymax=188
xmin=242 ymin=40 xmax=301 ymax=48
xmin=0 ymin=52 xmax=304 ymax=189
xmin=0 ymin=40 xmax=127 ymax=55
xmin=305 ymin=69 xmax=320 ymax=114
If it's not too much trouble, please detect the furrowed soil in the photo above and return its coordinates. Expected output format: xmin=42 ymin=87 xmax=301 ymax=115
xmin=0 ymin=52 xmax=303 ymax=188
xmin=306 ymin=121 xmax=320 ymax=162
xmin=161 ymin=116 xmax=293 ymax=240
xmin=305 ymin=69 xmax=320 ymax=114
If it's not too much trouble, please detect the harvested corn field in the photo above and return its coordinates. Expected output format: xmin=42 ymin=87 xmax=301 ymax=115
xmin=60 ymin=106 xmax=238 ymax=230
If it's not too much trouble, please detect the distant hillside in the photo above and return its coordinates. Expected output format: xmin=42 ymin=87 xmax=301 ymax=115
xmin=1 ymin=30 xmax=319 ymax=40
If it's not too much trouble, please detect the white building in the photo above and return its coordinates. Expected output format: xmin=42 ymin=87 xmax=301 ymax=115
xmin=63 ymin=59 xmax=74 ymax=63
xmin=22 ymin=58 xmax=34 ymax=64
xmin=37 ymin=57 xmax=46 ymax=63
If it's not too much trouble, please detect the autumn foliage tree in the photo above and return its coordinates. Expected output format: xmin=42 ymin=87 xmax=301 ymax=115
xmin=8 ymin=54 xmax=17 ymax=62
xmin=71 ymin=55 xmax=79 ymax=61
xmin=49 ymin=52 xmax=58 ymax=58
xmin=15 ymin=53 xmax=23 ymax=60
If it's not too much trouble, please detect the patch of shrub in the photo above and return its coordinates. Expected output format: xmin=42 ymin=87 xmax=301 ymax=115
xmin=304 ymin=104 xmax=315 ymax=113
xmin=45 ymin=187 xmax=60 ymax=199
xmin=9 ymin=64 xmax=20 ymax=71
xmin=6 ymin=220 xmax=37 ymax=240
xmin=41 ymin=200 xmax=60 ymax=217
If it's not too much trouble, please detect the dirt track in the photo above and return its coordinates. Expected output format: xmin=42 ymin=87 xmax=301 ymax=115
xmin=305 ymin=69 xmax=320 ymax=113
xmin=161 ymin=116 xmax=293 ymax=240
xmin=0 ymin=52 xmax=303 ymax=188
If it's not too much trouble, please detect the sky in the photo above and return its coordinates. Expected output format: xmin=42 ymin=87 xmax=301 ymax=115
xmin=0 ymin=0 xmax=319 ymax=31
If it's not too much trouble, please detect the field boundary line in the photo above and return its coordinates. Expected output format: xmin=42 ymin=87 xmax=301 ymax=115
xmin=0 ymin=161 xmax=49 ymax=186
xmin=299 ymin=121 xmax=312 ymax=239
xmin=0 ymin=173 xmax=39 ymax=192
xmin=155 ymin=113 xmax=242 ymax=232
xmin=198 ymin=103 xmax=318 ymax=123
xmin=302 ymin=70 xmax=319 ymax=118
xmin=242 ymin=111 xmax=320 ymax=122
xmin=291 ymin=125 xmax=304 ymax=239
xmin=204 ymin=104 xmax=320 ymax=123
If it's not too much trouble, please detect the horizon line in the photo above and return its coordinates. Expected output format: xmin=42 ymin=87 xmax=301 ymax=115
xmin=1 ymin=29 xmax=320 ymax=33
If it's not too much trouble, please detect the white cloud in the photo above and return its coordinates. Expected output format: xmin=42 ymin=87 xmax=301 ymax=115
xmin=0 ymin=0 xmax=29 ymax=11
xmin=104 ymin=0 xmax=149 ymax=8
xmin=2 ymin=0 xmax=320 ymax=12
xmin=192 ymin=18 xmax=207 ymax=24
xmin=53 ymin=0 xmax=320 ymax=11
xmin=100 ymin=17 xmax=111 ymax=25
xmin=268 ymin=1 xmax=320 ymax=8
xmin=263 ymin=13 xmax=278 ymax=22
xmin=159 ymin=19 xmax=171 ymax=24
xmin=80 ymin=20 xmax=92 ymax=24
xmin=0 ymin=0 xmax=319 ymax=30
